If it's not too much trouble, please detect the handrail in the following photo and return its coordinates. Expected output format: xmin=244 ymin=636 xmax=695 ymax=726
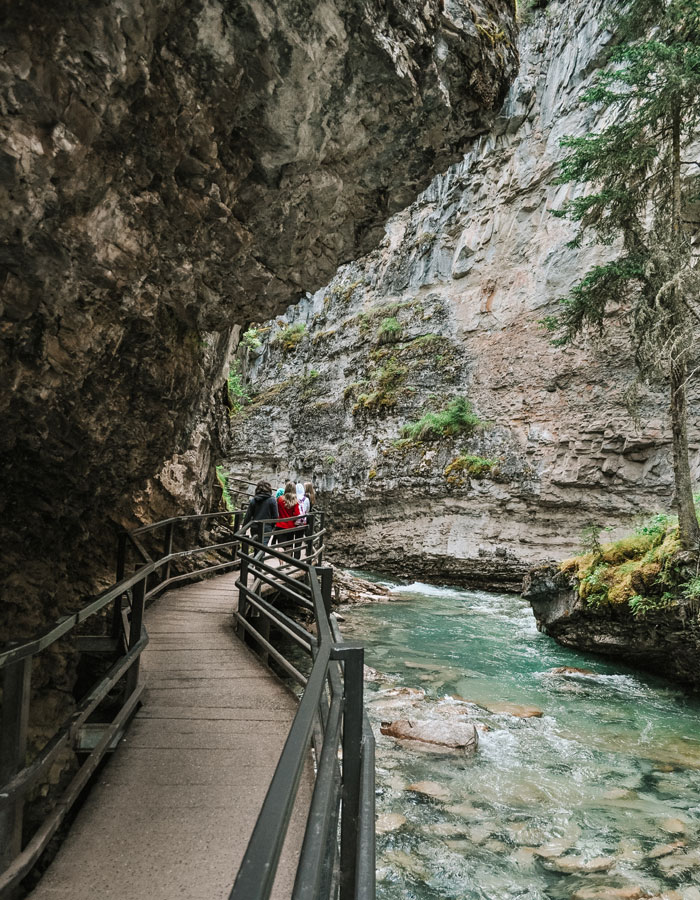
xmin=230 ymin=514 xmax=375 ymax=900
xmin=0 ymin=501 xmax=374 ymax=900
xmin=0 ymin=507 xmax=242 ymax=896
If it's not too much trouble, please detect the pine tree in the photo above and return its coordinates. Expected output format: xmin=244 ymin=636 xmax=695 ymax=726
xmin=546 ymin=0 xmax=700 ymax=549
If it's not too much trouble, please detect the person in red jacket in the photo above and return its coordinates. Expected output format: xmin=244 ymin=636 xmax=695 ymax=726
xmin=274 ymin=481 xmax=301 ymax=558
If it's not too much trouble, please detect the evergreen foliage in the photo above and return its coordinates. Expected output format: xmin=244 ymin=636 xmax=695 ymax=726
xmin=546 ymin=0 xmax=700 ymax=549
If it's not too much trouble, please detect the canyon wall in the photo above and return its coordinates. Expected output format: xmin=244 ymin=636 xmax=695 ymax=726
xmin=224 ymin=0 xmax=700 ymax=590
xmin=0 ymin=0 xmax=518 ymax=643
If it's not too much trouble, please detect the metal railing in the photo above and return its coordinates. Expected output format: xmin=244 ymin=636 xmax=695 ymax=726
xmin=231 ymin=516 xmax=376 ymax=900
xmin=0 ymin=493 xmax=375 ymax=900
xmin=0 ymin=509 xmax=242 ymax=897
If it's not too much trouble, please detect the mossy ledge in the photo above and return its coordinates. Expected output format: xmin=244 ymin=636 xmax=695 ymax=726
xmin=523 ymin=512 xmax=700 ymax=687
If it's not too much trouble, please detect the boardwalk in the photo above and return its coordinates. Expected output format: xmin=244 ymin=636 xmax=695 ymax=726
xmin=29 ymin=572 xmax=312 ymax=900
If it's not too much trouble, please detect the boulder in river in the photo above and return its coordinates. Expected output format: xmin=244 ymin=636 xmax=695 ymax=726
xmin=383 ymin=687 xmax=426 ymax=700
xmin=375 ymin=813 xmax=407 ymax=835
xmin=380 ymin=718 xmax=479 ymax=753
xmin=405 ymin=780 xmax=451 ymax=802
xmin=571 ymin=887 xmax=646 ymax=900
xmin=659 ymin=816 xmax=687 ymax=834
xmin=479 ymin=701 xmax=544 ymax=719
xmin=647 ymin=839 xmax=685 ymax=859
xmin=544 ymin=854 xmax=615 ymax=874
xmin=547 ymin=666 xmax=596 ymax=676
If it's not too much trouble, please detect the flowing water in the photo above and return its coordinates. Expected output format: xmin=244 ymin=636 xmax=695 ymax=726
xmin=339 ymin=578 xmax=700 ymax=900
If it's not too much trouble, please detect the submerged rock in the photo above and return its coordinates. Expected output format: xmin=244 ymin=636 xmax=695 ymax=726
xmin=544 ymin=855 xmax=616 ymax=874
xmin=479 ymin=701 xmax=544 ymax=719
xmin=375 ymin=813 xmax=407 ymax=835
xmin=547 ymin=666 xmax=596 ymax=677
xmin=571 ymin=887 xmax=646 ymax=900
xmin=381 ymin=718 xmax=479 ymax=753
xmin=659 ymin=817 xmax=687 ymax=834
xmin=648 ymin=840 xmax=685 ymax=859
xmin=405 ymin=780 xmax=451 ymax=802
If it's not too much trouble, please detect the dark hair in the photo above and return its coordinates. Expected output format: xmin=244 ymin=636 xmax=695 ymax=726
xmin=255 ymin=480 xmax=272 ymax=495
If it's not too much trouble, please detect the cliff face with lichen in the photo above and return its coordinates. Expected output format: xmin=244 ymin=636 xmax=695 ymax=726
xmin=222 ymin=0 xmax=699 ymax=591
xmin=0 ymin=0 xmax=518 ymax=647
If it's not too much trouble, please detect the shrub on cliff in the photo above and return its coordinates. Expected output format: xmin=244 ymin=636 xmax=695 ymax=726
xmin=401 ymin=397 xmax=483 ymax=441
xmin=559 ymin=510 xmax=700 ymax=616
xmin=227 ymin=363 xmax=249 ymax=415
xmin=444 ymin=454 xmax=498 ymax=482
xmin=274 ymin=323 xmax=306 ymax=353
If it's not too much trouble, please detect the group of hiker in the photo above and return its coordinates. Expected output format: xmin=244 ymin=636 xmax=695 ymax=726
xmin=242 ymin=479 xmax=317 ymax=551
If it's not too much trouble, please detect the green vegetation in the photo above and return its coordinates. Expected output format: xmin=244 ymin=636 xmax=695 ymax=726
xmin=357 ymin=298 xmax=422 ymax=334
xmin=325 ymin=455 xmax=336 ymax=465
xmin=215 ymin=465 xmax=235 ymax=512
xmin=226 ymin=363 xmax=249 ymax=415
xmin=327 ymin=279 xmax=363 ymax=306
xmin=401 ymin=397 xmax=483 ymax=442
xmin=376 ymin=316 xmax=402 ymax=343
xmin=444 ymin=454 xmax=498 ymax=483
xmin=353 ymin=358 xmax=407 ymax=412
xmin=299 ymin=369 xmax=321 ymax=399
xmin=274 ymin=323 xmax=306 ymax=352
xmin=560 ymin=509 xmax=700 ymax=616
xmin=241 ymin=328 xmax=261 ymax=351
xmin=545 ymin=0 xmax=700 ymax=550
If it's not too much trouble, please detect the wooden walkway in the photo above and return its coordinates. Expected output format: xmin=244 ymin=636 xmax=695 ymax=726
xmin=29 ymin=572 xmax=312 ymax=900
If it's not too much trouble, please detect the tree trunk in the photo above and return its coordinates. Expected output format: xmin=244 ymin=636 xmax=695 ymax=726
xmin=667 ymin=98 xmax=698 ymax=550
xmin=671 ymin=96 xmax=682 ymax=237
xmin=670 ymin=358 xmax=700 ymax=549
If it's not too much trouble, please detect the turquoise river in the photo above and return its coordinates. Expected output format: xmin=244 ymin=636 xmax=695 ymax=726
xmin=340 ymin=578 xmax=700 ymax=900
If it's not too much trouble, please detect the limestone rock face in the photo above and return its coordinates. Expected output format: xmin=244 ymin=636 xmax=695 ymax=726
xmin=0 ymin=0 xmax=518 ymax=637
xmin=524 ymin=566 xmax=700 ymax=687
xmin=223 ymin=0 xmax=699 ymax=588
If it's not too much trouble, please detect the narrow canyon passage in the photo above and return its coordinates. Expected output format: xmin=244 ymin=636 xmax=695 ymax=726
xmin=342 ymin=578 xmax=700 ymax=900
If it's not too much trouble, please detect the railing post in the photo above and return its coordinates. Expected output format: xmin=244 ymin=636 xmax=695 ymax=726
xmin=305 ymin=513 xmax=314 ymax=561
xmin=116 ymin=531 xmax=127 ymax=582
xmin=254 ymin=520 xmax=264 ymax=548
xmin=233 ymin=510 xmax=243 ymax=561
xmin=317 ymin=512 xmax=325 ymax=565
xmin=125 ymin=578 xmax=146 ymax=697
xmin=112 ymin=531 xmax=128 ymax=639
xmin=316 ymin=566 xmax=333 ymax=617
xmin=237 ymin=545 xmax=249 ymax=637
xmin=162 ymin=521 xmax=174 ymax=585
xmin=332 ymin=642 xmax=365 ymax=900
xmin=0 ymin=656 xmax=32 ymax=871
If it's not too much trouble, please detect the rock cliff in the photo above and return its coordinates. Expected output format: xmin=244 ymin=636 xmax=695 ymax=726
xmin=223 ymin=0 xmax=699 ymax=590
xmin=0 ymin=0 xmax=518 ymax=648
xmin=523 ymin=564 xmax=700 ymax=687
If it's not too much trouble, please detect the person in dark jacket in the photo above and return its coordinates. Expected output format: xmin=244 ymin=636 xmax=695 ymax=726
xmin=243 ymin=481 xmax=278 ymax=544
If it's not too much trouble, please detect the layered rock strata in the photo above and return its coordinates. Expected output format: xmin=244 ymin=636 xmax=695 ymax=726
xmin=224 ymin=0 xmax=699 ymax=589
xmin=524 ymin=565 xmax=700 ymax=688
xmin=0 ymin=0 xmax=517 ymax=641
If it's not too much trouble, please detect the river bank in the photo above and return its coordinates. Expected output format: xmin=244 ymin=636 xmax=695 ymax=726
xmin=524 ymin=564 xmax=700 ymax=690
xmin=341 ymin=575 xmax=700 ymax=900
